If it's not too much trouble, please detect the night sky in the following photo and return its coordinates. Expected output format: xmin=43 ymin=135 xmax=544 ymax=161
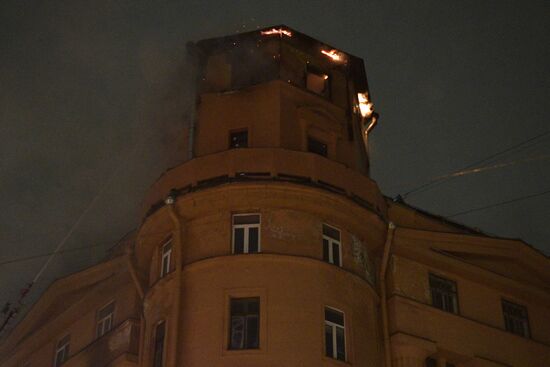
xmin=1 ymin=1 xmax=548 ymax=331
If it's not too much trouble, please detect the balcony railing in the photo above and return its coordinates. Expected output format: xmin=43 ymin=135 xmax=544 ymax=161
xmin=142 ymin=148 xmax=387 ymax=219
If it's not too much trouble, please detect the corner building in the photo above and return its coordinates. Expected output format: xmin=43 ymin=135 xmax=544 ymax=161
xmin=1 ymin=26 xmax=549 ymax=367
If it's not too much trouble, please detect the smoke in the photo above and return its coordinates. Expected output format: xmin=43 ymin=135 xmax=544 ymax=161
xmin=1 ymin=0 xmax=549 ymax=339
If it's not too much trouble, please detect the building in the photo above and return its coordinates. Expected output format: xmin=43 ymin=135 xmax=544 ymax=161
xmin=0 ymin=25 xmax=549 ymax=367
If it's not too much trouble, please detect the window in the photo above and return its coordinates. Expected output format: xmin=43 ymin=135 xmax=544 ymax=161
xmin=429 ymin=274 xmax=458 ymax=314
xmin=232 ymin=214 xmax=260 ymax=254
xmin=322 ymin=224 xmax=341 ymax=266
xmin=160 ymin=240 xmax=172 ymax=278
xmin=229 ymin=298 xmax=260 ymax=350
xmin=324 ymin=307 xmax=345 ymax=361
xmin=502 ymin=300 xmax=530 ymax=337
xmin=96 ymin=302 xmax=115 ymax=338
xmin=306 ymin=65 xmax=329 ymax=97
xmin=229 ymin=130 xmax=248 ymax=148
xmin=54 ymin=335 xmax=70 ymax=367
xmin=308 ymin=136 xmax=328 ymax=157
xmin=153 ymin=321 xmax=166 ymax=367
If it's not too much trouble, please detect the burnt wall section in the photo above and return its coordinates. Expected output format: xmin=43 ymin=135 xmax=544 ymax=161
xmin=187 ymin=25 xmax=374 ymax=174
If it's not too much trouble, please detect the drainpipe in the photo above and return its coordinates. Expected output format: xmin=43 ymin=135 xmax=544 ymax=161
xmin=126 ymin=246 xmax=145 ymax=299
xmin=380 ymin=222 xmax=396 ymax=367
xmin=166 ymin=192 xmax=184 ymax=367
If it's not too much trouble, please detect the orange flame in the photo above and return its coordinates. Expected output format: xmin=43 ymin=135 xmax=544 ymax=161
xmin=321 ymin=49 xmax=343 ymax=62
xmin=358 ymin=92 xmax=374 ymax=118
xmin=261 ymin=28 xmax=292 ymax=37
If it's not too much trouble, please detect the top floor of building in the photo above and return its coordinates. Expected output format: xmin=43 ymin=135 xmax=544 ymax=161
xmin=180 ymin=25 xmax=378 ymax=176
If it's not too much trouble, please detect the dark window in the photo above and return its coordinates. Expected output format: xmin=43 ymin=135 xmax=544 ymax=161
xmin=232 ymin=214 xmax=260 ymax=253
xmin=54 ymin=335 xmax=70 ymax=367
xmin=429 ymin=274 xmax=458 ymax=314
xmin=502 ymin=300 xmax=530 ymax=337
xmin=230 ymin=130 xmax=248 ymax=148
xmin=324 ymin=307 xmax=345 ymax=361
xmin=153 ymin=321 xmax=166 ymax=367
xmin=96 ymin=302 xmax=115 ymax=338
xmin=308 ymin=137 xmax=328 ymax=157
xmin=229 ymin=298 xmax=260 ymax=350
xmin=306 ymin=65 xmax=330 ymax=97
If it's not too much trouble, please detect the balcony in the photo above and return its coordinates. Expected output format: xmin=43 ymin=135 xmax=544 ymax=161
xmin=64 ymin=319 xmax=140 ymax=367
xmin=142 ymin=148 xmax=386 ymax=219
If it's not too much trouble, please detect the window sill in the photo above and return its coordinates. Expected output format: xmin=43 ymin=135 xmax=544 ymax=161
xmin=222 ymin=347 xmax=266 ymax=356
xmin=322 ymin=356 xmax=352 ymax=365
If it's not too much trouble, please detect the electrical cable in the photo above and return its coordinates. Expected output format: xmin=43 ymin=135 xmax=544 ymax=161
xmin=447 ymin=189 xmax=550 ymax=218
xmin=386 ymin=152 xmax=550 ymax=192
xmin=0 ymin=229 xmax=172 ymax=268
xmin=431 ymin=154 xmax=550 ymax=180
xmin=400 ymin=131 xmax=550 ymax=199
xmin=0 ymin=136 xmax=144 ymax=335
xmin=0 ymin=94 xmax=191 ymax=334
xmin=0 ymin=243 xmax=108 ymax=267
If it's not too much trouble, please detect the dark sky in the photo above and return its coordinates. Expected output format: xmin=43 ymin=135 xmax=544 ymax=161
xmin=1 ymin=1 xmax=548 ymax=332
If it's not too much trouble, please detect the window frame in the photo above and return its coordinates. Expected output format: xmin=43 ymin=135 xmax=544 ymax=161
xmin=152 ymin=320 xmax=166 ymax=367
xmin=231 ymin=213 xmax=261 ymax=254
xmin=324 ymin=306 xmax=346 ymax=362
xmin=501 ymin=299 xmax=530 ymax=338
xmin=322 ymin=224 xmax=342 ymax=267
xmin=429 ymin=273 xmax=459 ymax=314
xmin=96 ymin=301 xmax=115 ymax=338
xmin=228 ymin=297 xmax=261 ymax=350
xmin=229 ymin=129 xmax=249 ymax=149
xmin=160 ymin=239 xmax=173 ymax=278
xmin=54 ymin=334 xmax=70 ymax=367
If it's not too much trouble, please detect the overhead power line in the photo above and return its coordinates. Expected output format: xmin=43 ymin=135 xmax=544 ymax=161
xmin=401 ymin=130 xmax=550 ymax=199
xmin=0 ymin=135 xmax=143 ymax=336
xmin=432 ymin=154 xmax=550 ymax=180
xmin=388 ymin=153 xmax=550 ymax=192
xmin=0 ymin=229 xmax=171 ymax=268
xmin=447 ymin=189 xmax=550 ymax=218
xmin=0 ymin=243 xmax=107 ymax=267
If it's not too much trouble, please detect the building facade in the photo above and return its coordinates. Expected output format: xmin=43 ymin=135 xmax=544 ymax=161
xmin=1 ymin=26 xmax=549 ymax=367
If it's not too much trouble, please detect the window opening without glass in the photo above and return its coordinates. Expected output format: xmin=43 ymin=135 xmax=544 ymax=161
xmin=306 ymin=65 xmax=330 ymax=97
xmin=230 ymin=130 xmax=248 ymax=148
xmin=232 ymin=214 xmax=260 ymax=254
xmin=308 ymin=136 xmax=328 ymax=157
